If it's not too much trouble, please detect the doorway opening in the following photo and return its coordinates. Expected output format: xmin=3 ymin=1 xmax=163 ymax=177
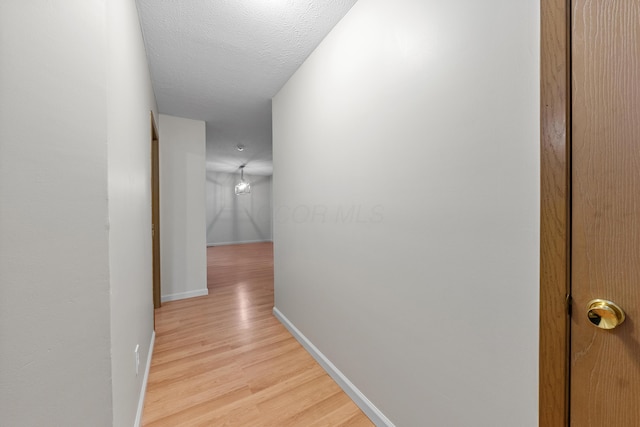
xmin=151 ymin=112 xmax=161 ymax=311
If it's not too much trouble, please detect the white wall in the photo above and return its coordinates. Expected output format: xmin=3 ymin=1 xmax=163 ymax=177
xmin=0 ymin=1 xmax=113 ymax=425
xmin=0 ymin=1 xmax=159 ymax=425
xmin=206 ymin=171 xmax=272 ymax=245
xmin=106 ymin=0 xmax=158 ymax=425
xmin=272 ymin=0 xmax=540 ymax=425
xmin=159 ymin=114 xmax=208 ymax=302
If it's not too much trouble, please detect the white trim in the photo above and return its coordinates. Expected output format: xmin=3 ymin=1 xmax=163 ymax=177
xmin=272 ymin=307 xmax=395 ymax=427
xmin=134 ymin=330 xmax=155 ymax=427
xmin=161 ymin=288 xmax=209 ymax=302
xmin=207 ymin=239 xmax=273 ymax=247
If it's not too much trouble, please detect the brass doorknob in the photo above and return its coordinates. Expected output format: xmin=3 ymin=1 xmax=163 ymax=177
xmin=586 ymin=299 xmax=625 ymax=329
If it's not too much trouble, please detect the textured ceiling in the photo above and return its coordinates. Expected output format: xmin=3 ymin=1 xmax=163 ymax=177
xmin=136 ymin=0 xmax=358 ymax=175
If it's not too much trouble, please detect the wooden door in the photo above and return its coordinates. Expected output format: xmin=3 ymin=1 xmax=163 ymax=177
xmin=570 ymin=0 xmax=640 ymax=424
xmin=151 ymin=112 xmax=161 ymax=309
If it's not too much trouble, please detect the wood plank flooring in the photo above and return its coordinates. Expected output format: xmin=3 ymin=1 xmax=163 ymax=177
xmin=142 ymin=242 xmax=373 ymax=426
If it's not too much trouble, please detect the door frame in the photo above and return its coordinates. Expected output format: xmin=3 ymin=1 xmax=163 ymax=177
xmin=540 ymin=0 xmax=571 ymax=425
xmin=151 ymin=111 xmax=162 ymax=310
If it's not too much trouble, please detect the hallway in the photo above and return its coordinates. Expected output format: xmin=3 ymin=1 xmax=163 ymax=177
xmin=142 ymin=242 xmax=373 ymax=426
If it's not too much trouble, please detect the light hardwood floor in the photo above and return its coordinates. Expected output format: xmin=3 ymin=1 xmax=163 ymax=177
xmin=142 ymin=242 xmax=373 ymax=426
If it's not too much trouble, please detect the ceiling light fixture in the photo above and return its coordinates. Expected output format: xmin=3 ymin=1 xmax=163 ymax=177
xmin=235 ymin=165 xmax=251 ymax=195
xmin=236 ymin=144 xmax=245 ymax=151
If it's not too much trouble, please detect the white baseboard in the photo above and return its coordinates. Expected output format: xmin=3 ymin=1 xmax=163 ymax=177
xmin=161 ymin=288 xmax=209 ymax=302
xmin=272 ymin=307 xmax=395 ymax=427
xmin=207 ymin=239 xmax=273 ymax=247
xmin=134 ymin=330 xmax=155 ymax=427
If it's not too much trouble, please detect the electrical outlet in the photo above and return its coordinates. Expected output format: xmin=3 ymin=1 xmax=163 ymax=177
xmin=134 ymin=344 xmax=140 ymax=376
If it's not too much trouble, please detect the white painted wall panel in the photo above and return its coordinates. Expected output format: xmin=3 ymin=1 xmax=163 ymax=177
xmin=159 ymin=114 xmax=208 ymax=301
xmin=206 ymin=171 xmax=272 ymax=245
xmin=273 ymin=0 xmax=540 ymax=425
xmin=0 ymin=1 xmax=113 ymax=425
xmin=106 ymin=0 xmax=158 ymax=425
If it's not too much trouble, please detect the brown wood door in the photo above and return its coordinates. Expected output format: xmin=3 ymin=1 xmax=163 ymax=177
xmin=570 ymin=0 xmax=640 ymax=424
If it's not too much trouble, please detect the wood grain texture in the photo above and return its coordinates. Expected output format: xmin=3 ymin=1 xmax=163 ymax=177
xmin=142 ymin=242 xmax=373 ymax=426
xmin=571 ymin=0 xmax=640 ymax=425
xmin=540 ymin=0 xmax=571 ymax=425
